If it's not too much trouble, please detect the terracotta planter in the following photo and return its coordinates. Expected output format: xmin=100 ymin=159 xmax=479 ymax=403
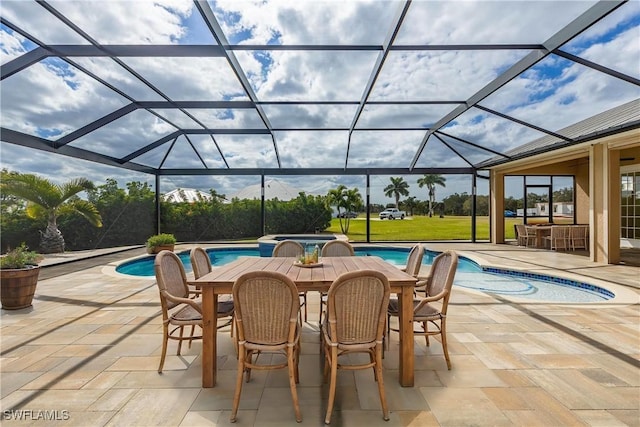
xmin=147 ymin=244 xmax=175 ymax=254
xmin=0 ymin=266 xmax=40 ymax=310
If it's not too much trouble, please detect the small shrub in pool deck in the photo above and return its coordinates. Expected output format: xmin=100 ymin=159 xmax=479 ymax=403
xmin=145 ymin=233 xmax=177 ymax=249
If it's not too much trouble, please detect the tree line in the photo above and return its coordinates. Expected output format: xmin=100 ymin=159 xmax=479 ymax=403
xmin=1 ymin=170 xmax=573 ymax=254
xmin=1 ymin=172 xmax=331 ymax=254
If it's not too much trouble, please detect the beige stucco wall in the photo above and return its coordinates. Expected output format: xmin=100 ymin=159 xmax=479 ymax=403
xmin=574 ymin=159 xmax=590 ymax=225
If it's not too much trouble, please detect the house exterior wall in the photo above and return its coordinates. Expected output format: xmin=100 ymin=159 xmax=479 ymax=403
xmin=489 ymin=128 xmax=639 ymax=265
xmin=490 ymin=171 xmax=505 ymax=244
xmin=575 ymin=160 xmax=590 ymax=225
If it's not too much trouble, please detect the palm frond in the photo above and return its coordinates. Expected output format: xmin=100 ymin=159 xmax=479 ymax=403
xmin=1 ymin=173 xmax=62 ymax=209
xmin=59 ymin=200 xmax=103 ymax=227
xmin=60 ymin=178 xmax=96 ymax=201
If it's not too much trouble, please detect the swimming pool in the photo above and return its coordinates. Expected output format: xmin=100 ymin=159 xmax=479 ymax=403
xmin=115 ymin=246 xmax=614 ymax=302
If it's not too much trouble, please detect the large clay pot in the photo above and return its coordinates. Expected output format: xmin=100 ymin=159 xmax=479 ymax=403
xmin=0 ymin=266 xmax=40 ymax=310
xmin=147 ymin=244 xmax=175 ymax=254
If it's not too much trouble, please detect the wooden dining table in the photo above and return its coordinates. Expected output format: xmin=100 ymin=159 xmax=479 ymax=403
xmin=525 ymin=225 xmax=552 ymax=248
xmin=189 ymin=255 xmax=418 ymax=388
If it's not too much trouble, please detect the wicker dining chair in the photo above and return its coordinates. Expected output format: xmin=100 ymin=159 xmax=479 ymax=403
xmin=570 ymin=225 xmax=589 ymax=251
xmin=403 ymin=243 xmax=425 ymax=277
xmin=272 ymin=239 xmax=305 ymax=257
xmin=190 ymin=247 xmax=235 ymax=333
xmin=272 ymin=240 xmax=308 ymax=322
xmin=318 ymin=240 xmax=355 ymax=324
xmin=321 ymin=270 xmax=390 ymax=424
xmin=230 ymin=271 xmax=302 ymax=423
xmin=402 ymin=243 xmax=427 ymax=301
xmin=154 ymin=250 xmax=203 ymax=373
xmin=320 ymin=240 xmax=355 ymax=257
xmin=515 ymin=224 xmax=536 ymax=247
xmin=387 ymin=250 xmax=458 ymax=370
xmin=545 ymin=225 xmax=571 ymax=251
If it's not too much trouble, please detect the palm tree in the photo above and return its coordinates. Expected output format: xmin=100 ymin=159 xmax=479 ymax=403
xmin=383 ymin=177 xmax=409 ymax=209
xmin=402 ymin=196 xmax=418 ymax=216
xmin=326 ymin=185 xmax=363 ymax=233
xmin=0 ymin=171 xmax=102 ymax=253
xmin=417 ymin=174 xmax=446 ymax=217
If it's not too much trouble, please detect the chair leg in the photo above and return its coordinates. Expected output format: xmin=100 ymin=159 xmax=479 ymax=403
xmin=230 ymin=313 xmax=234 ymax=338
xmin=158 ymin=324 xmax=169 ymax=373
xmin=440 ymin=318 xmax=451 ymax=370
xmin=293 ymin=343 xmax=301 ymax=384
xmin=324 ymin=348 xmax=338 ymax=424
xmin=322 ymin=339 xmax=330 ymax=383
xmin=177 ymin=326 xmax=185 ymax=356
xmin=369 ymin=350 xmax=377 ymax=382
xmin=188 ymin=324 xmax=196 ymax=349
xmin=375 ymin=345 xmax=389 ymax=421
xmin=230 ymin=345 xmax=246 ymax=423
xmin=287 ymin=346 xmax=302 ymax=422
xmin=386 ymin=314 xmax=391 ymax=350
xmin=299 ymin=292 xmax=308 ymax=322
xmin=245 ymin=350 xmax=255 ymax=383
xmin=423 ymin=321 xmax=430 ymax=346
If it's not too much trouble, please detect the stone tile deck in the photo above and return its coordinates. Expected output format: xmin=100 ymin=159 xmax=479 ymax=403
xmin=1 ymin=243 xmax=639 ymax=426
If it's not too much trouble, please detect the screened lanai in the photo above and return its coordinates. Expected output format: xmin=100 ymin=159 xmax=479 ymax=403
xmin=1 ymin=0 xmax=639 ymax=248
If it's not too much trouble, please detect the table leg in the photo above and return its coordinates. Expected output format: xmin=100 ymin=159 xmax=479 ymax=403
xmin=202 ymin=288 xmax=217 ymax=388
xmin=398 ymin=288 xmax=414 ymax=387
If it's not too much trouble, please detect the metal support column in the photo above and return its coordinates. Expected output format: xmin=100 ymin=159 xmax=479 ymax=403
xmin=261 ymin=175 xmax=266 ymax=237
xmin=155 ymin=174 xmax=161 ymax=234
xmin=366 ymin=174 xmax=371 ymax=243
xmin=471 ymin=172 xmax=477 ymax=243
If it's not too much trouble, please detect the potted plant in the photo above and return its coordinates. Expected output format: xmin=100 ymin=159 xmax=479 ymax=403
xmin=146 ymin=233 xmax=177 ymax=254
xmin=0 ymin=244 xmax=43 ymax=310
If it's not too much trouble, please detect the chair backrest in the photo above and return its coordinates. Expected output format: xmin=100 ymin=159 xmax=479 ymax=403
xmin=325 ymin=270 xmax=390 ymax=345
xmin=232 ymin=271 xmax=299 ymax=345
xmin=272 ymin=240 xmax=304 ymax=257
xmin=154 ymin=250 xmax=191 ymax=311
xmin=404 ymin=244 xmax=424 ymax=277
xmin=551 ymin=225 xmax=570 ymax=238
xmin=190 ymin=247 xmax=212 ymax=280
xmin=321 ymin=240 xmax=354 ymax=257
xmin=571 ymin=225 xmax=588 ymax=239
xmin=424 ymin=251 xmax=458 ymax=313
xmin=514 ymin=224 xmax=526 ymax=237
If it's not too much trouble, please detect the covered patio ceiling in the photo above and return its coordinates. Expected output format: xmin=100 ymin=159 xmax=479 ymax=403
xmin=1 ymin=0 xmax=639 ymax=179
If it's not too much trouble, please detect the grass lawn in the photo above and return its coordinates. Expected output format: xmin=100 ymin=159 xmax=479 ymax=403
xmin=327 ymin=215 xmax=520 ymax=241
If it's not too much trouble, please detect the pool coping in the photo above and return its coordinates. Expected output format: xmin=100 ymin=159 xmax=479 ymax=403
xmin=456 ymin=250 xmax=639 ymax=307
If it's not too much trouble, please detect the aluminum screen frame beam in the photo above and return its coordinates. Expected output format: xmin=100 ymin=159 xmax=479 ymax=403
xmin=194 ymin=0 xmax=281 ymax=167
xmin=409 ymin=0 xmax=627 ymax=170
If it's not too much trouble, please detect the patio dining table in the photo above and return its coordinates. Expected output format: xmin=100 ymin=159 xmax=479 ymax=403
xmin=525 ymin=225 xmax=552 ymax=248
xmin=189 ymin=255 xmax=418 ymax=388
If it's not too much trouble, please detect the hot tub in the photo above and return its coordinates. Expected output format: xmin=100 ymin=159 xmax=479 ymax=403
xmin=257 ymin=233 xmax=348 ymax=256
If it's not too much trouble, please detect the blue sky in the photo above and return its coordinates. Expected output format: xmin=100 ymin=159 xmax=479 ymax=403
xmin=1 ymin=0 xmax=638 ymax=205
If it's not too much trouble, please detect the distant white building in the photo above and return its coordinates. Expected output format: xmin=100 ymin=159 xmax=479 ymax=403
xmin=230 ymin=179 xmax=307 ymax=201
xmin=162 ymin=188 xmax=212 ymax=203
xmin=552 ymin=202 xmax=573 ymax=216
xmin=517 ymin=202 xmax=574 ymax=217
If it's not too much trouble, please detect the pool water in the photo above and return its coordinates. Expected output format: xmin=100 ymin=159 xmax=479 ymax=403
xmin=116 ymin=248 xmax=258 ymax=277
xmin=116 ymin=246 xmax=613 ymax=302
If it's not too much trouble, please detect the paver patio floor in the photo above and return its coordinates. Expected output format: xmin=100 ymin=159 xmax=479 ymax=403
xmin=1 ymin=243 xmax=638 ymax=426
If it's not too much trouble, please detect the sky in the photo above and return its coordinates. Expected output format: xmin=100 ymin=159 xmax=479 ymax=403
xmin=1 ymin=0 xmax=638 ymax=205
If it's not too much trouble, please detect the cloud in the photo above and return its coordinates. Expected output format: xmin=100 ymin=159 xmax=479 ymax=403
xmin=1 ymin=0 xmax=637 ymax=204
xmin=1 ymin=58 xmax=130 ymax=138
